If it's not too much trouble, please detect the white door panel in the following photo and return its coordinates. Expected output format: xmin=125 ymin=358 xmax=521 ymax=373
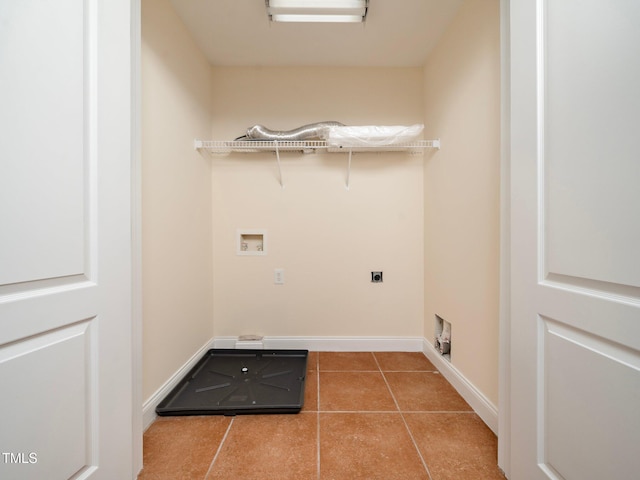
xmin=0 ymin=0 xmax=86 ymax=286
xmin=541 ymin=317 xmax=640 ymax=479
xmin=0 ymin=286 xmax=97 ymax=345
xmin=0 ymin=1 xmax=134 ymax=479
xmin=543 ymin=0 xmax=640 ymax=289
xmin=536 ymin=285 xmax=640 ymax=351
xmin=509 ymin=0 xmax=640 ymax=478
xmin=0 ymin=321 xmax=95 ymax=479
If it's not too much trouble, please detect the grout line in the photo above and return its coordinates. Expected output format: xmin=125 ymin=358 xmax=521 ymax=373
xmin=398 ymin=411 xmax=434 ymax=480
xmin=318 ymin=409 xmax=402 ymax=414
xmin=374 ymin=354 xmax=433 ymax=480
xmin=372 ymin=353 xmax=399 ymax=411
xmin=320 ymin=369 xmax=439 ymax=373
xmin=316 ymin=353 xmax=321 ymax=480
xmin=315 ymin=409 xmax=474 ymax=414
xmin=401 ymin=410 xmax=476 ymax=414
xmin=382 ymin=369 xmax=439 ymax=373
xmin=320 ymin=369 xmax=381 ymax=372
xmin=203 ymin=417 xmax=234 ymax=480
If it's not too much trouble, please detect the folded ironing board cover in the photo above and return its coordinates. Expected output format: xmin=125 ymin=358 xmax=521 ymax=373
xmin=326 ymin=124 xmax=424 ymax=147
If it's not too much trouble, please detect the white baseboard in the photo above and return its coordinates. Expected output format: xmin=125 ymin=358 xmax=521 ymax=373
xmin=142 ymin=336 xmax=216 ymax=431
xmin=212 ymin=335 xmax=424 ymax=352
xmin=422 ymin=339 xmax=498 ymax=434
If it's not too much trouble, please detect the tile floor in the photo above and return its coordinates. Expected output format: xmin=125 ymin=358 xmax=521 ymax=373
xmin=138 ymin=352 xmax=506 ymax=480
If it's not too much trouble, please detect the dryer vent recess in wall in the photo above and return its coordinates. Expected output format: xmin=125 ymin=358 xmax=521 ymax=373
xmin=434 ymin=315 xmax=451 ymax=362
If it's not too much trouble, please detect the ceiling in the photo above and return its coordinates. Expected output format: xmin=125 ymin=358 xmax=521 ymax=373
xmin=168 ymin=0 xmax=464 ymax=67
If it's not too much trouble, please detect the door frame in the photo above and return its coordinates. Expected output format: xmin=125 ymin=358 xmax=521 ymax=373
xmin=131 ymin=0 xmax=143 ymax=476
xmin=124 ymin=1 xmax=513 ymax=477
xmin=498 ymin=0 xmax=511 ymax=476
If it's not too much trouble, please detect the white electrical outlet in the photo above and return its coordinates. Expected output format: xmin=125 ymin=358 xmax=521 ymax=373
xmin=274 ymin=268 xmax=284 ymax=285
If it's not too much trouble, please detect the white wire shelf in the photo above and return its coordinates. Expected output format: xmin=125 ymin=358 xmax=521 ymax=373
xmin=194 ymin=139 xmax=440 ymax=154
xmin=194 ymin=138 xmax=441 ymax=190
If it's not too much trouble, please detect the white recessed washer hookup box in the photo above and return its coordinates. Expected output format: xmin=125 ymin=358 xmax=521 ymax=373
xmin=237 ymin=229 xmax=267 ymax=256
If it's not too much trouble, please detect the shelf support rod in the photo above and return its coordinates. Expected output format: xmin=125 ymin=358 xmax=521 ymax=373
xmin=346 ymin=148 xmax=353 ymax=190
xmin=274 ymin=140 xmax=284 ymax=189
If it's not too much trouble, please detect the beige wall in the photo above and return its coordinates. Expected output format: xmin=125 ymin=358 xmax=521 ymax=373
xmin=423 ymin=0 xmax=501 ymax=405
xmin=140 ymin=0 xmax=501 ymax=410
xmin=141 ymin=0 xmax=213 ymax=401
xmin=210 ymin=67 xmax=426 ymax=338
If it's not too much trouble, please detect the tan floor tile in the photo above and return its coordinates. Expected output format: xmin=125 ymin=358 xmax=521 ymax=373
xmin=138 ymin=416 xmax=231 ymax=480
xmin=141 ymin=353 xmax=500 ymax=480
xmin=307 ymin=351 xmax=319 ymax=372
xmin=207 ymin=413 xmax=318 ymax=480
xmin=206 ymin=413 xmax=317 ymax=480
xmin=302 ymin=370 xmax=318 ymax=412
xmin=384 ymin=372 xmax=472 ymax=411
xmin=404 ymin=413 xmax=506 ymax=480
xmin=319 ymin=371 xmax=397 ymax=411
xmin=319 ymin=352 xmax=378 ymax=371
xmin=374 ymin=351 xmax=436 ymax=371
xmin=319 ymin=413 xmax=429 ymax=480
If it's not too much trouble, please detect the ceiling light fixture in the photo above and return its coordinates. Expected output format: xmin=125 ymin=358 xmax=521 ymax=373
xmin=266 ymin=0 xmax=368 ymax=23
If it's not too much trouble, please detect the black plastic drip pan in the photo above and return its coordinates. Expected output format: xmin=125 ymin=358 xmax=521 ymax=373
xmin=156 ymin=349 xmax=308 ymax=416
